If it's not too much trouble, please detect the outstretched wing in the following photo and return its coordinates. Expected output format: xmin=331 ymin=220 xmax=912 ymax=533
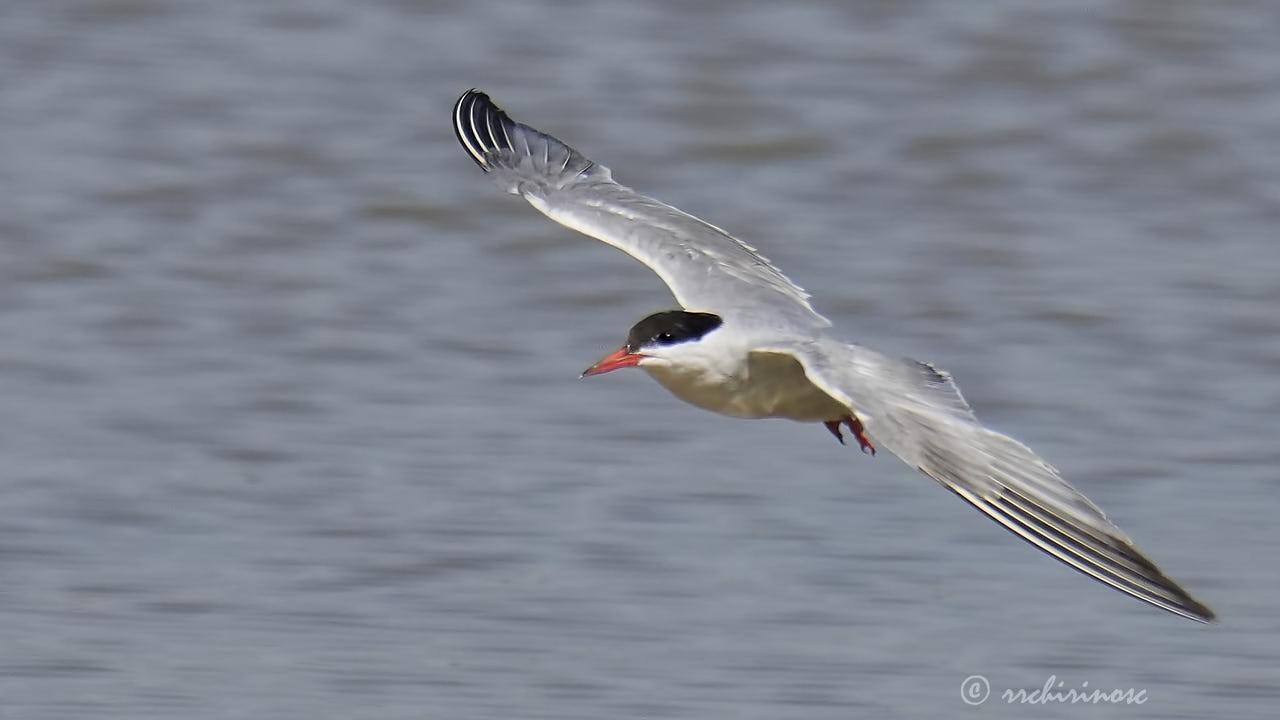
xmin=452 ymin=89 xmax=829 ymax=328
xmin=762 ymin=338 xmax=1215 ymax=623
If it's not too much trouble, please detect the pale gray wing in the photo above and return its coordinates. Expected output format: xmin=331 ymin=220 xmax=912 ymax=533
xmin=453 ymin=89 xmax=829 ymax=328
xmin=758 ymin=338 xmax=1215 ymax=623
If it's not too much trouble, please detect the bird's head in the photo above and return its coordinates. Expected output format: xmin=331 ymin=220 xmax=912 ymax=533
xmin=581 ymin=310 xmax=724 ymax=377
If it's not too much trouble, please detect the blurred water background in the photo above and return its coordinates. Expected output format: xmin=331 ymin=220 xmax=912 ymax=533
xmin=2 ymin=1 xmax=1279 ymax=717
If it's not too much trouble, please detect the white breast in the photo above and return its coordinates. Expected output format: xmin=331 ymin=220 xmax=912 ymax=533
xmin=642 ymin=349 xmax=849 ymax=422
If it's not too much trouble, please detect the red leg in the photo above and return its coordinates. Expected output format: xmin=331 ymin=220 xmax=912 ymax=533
xmin=843 ymin=414 xmax=875 ymax=455
xmin=823 ymin=420 xmax=845 ymax=445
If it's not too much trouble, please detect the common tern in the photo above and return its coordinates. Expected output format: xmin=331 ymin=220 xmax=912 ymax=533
xmin=451 ymin=89 xmax=1214 ymax=623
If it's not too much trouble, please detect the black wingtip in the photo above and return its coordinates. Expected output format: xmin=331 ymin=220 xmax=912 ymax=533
xmin=452 ymin=89 xmax=515 ymax=171
xmin=1181 ymin=594 xmax=1217 ymax=624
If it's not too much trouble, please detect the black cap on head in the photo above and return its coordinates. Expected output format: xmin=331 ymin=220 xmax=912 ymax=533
xmin=625 ymin=311 xmax=723 ymax=351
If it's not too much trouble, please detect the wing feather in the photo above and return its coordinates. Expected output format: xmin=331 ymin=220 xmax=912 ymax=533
xmin=768 ymin=338 xmax=1215 ymax=623
xmin=452 ymin=89 xmax=829 ymax=327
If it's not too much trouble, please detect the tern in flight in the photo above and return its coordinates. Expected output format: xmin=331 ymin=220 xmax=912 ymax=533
xmin=451 ymin=89 xmax=1214 ymax=623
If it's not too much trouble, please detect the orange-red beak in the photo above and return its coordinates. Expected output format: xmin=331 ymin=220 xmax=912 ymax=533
xmin=581 ymin=346 xmax=643 ymax=377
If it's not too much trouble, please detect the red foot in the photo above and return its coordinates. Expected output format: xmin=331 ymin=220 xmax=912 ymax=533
xmin=823 ymin=420 xmax=845 ymax=445
xmin=824 ymin=414 xmax=875 ymax=455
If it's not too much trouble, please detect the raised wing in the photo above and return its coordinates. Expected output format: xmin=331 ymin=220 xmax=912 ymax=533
xmin=452 ymin=89 xmax=829 ymax=328
xmin=762 ymin=338 xmax=1215 ymax=623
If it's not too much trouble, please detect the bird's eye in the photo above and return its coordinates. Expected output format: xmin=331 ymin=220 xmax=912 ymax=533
xmin=656 ymin=332 xmax=675 ymax=344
